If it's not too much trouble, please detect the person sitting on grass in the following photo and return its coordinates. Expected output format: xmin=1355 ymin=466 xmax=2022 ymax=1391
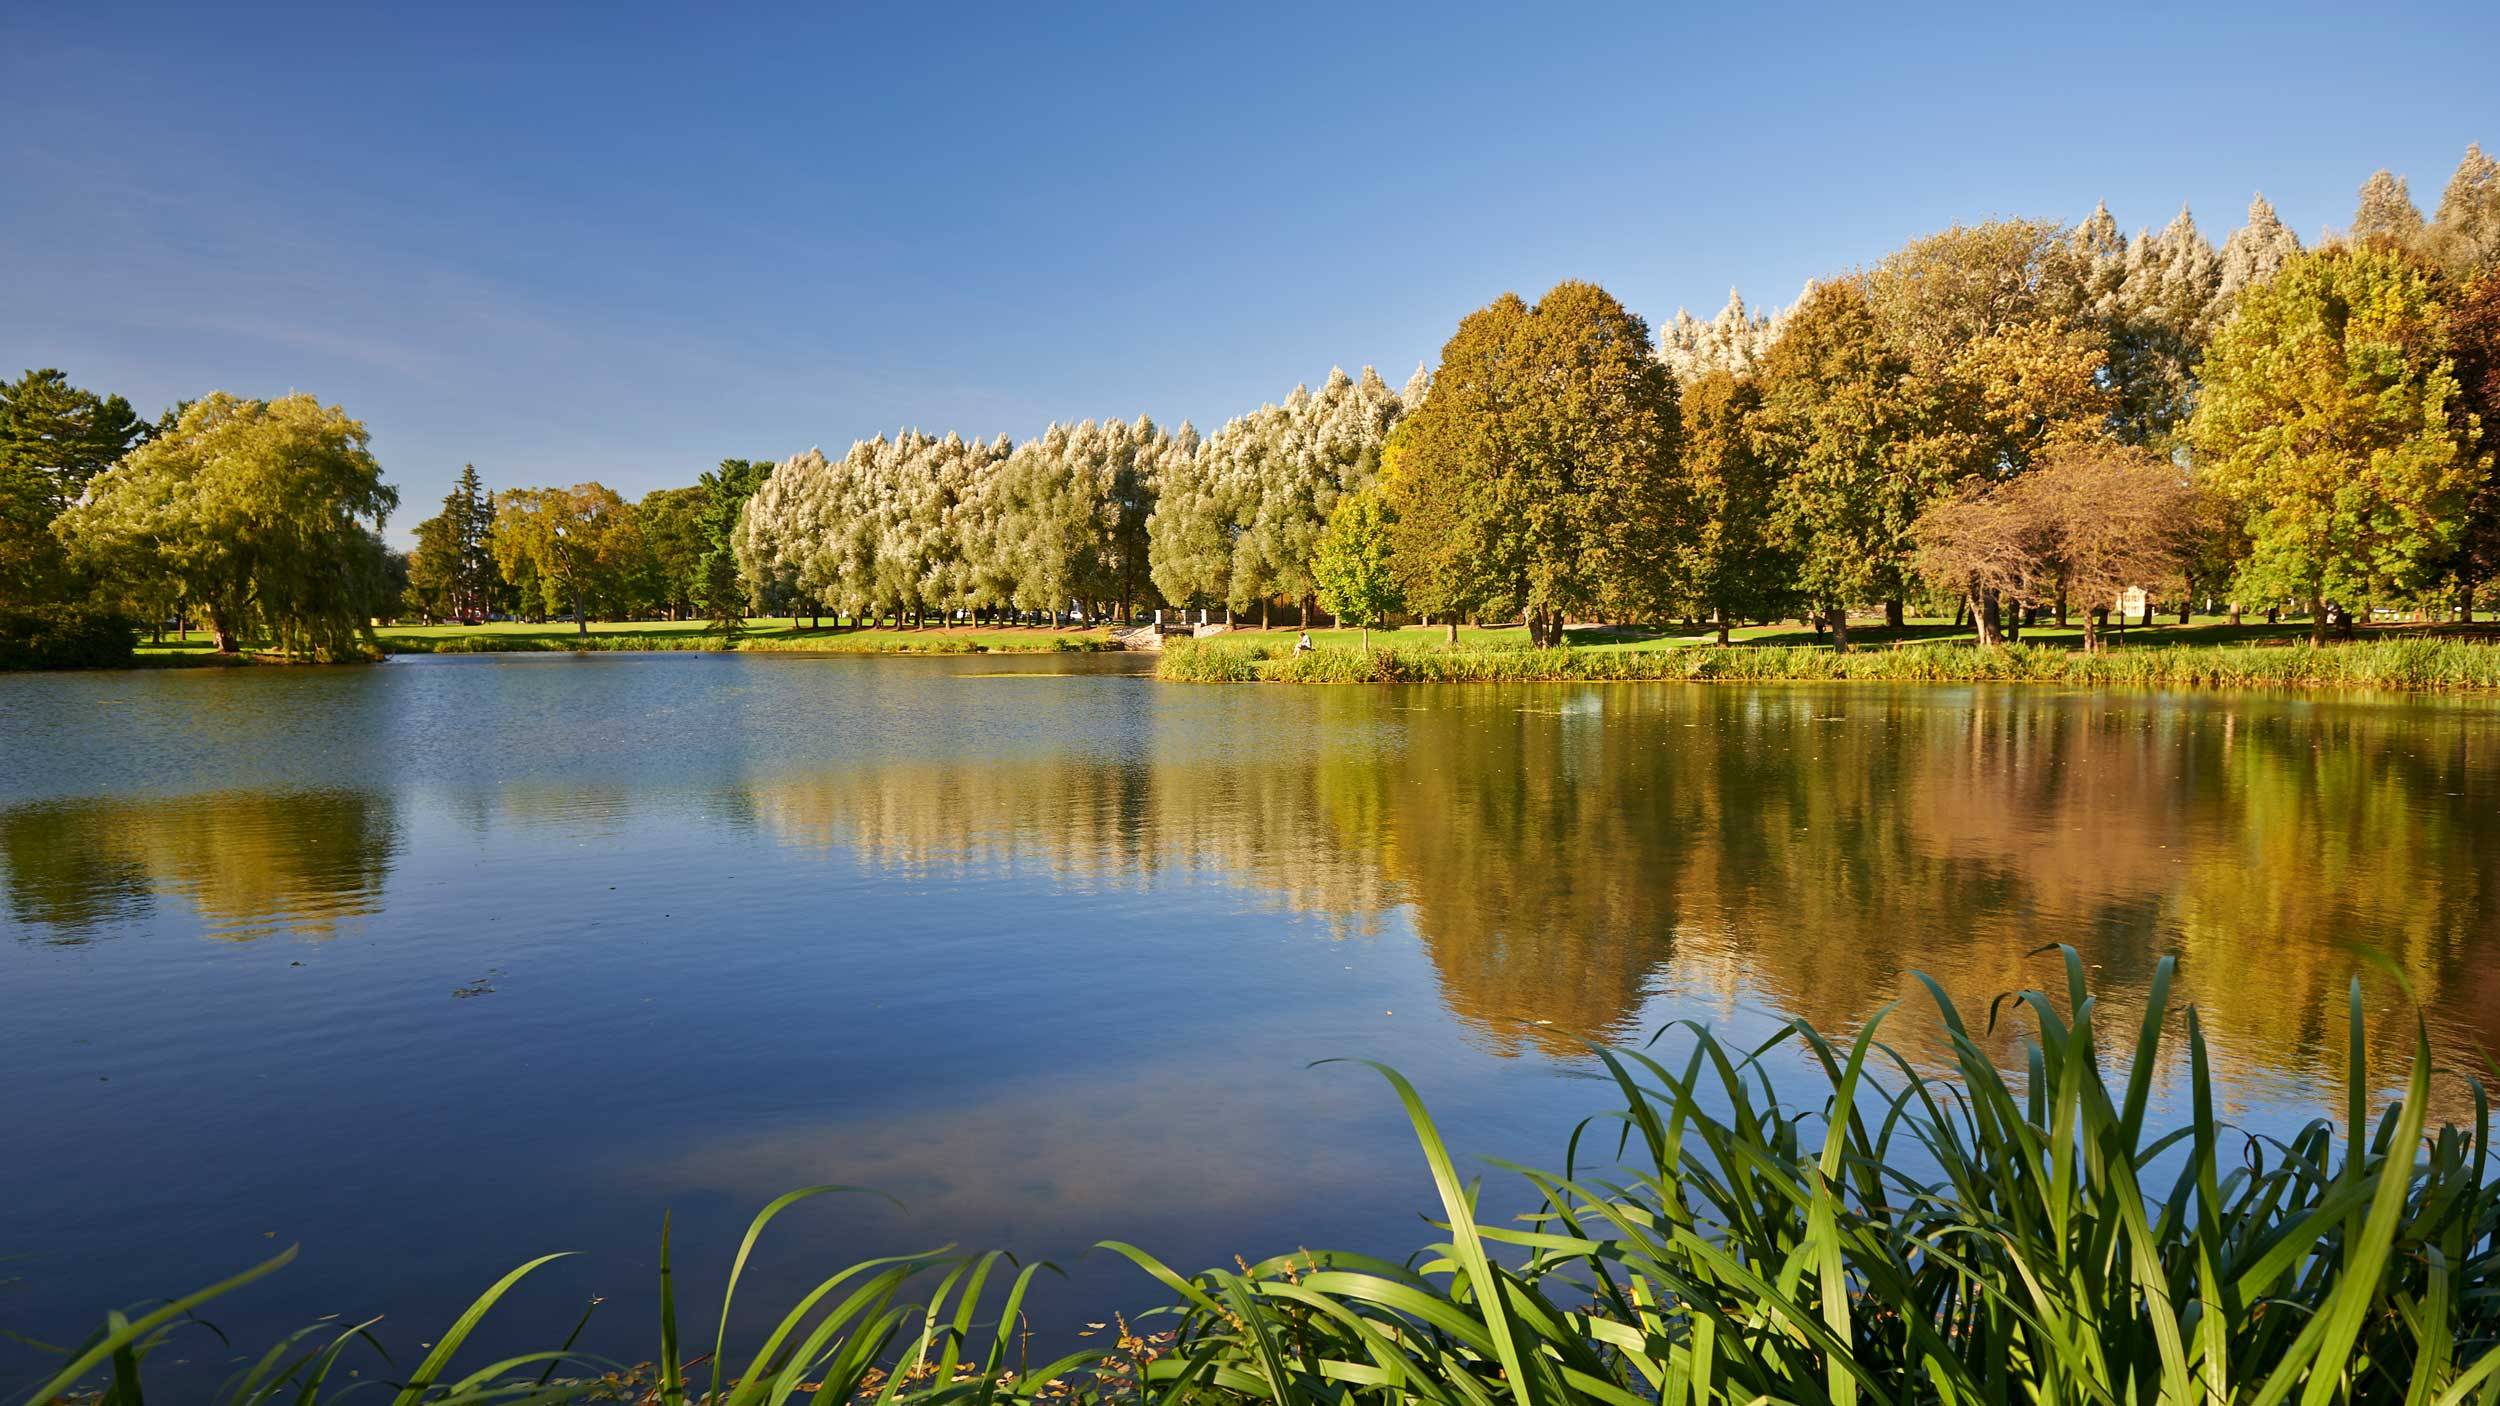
xmin=1295 ymin=630 xmax=1314 ymax=654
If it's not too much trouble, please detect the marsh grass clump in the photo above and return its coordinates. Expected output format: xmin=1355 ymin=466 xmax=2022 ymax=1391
xmin=31 ymin=950 xmax=2500 ymax=1404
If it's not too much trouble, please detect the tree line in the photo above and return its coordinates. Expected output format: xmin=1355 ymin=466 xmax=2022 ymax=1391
xmin=5 ymin=144 xmax=2495 ymax=660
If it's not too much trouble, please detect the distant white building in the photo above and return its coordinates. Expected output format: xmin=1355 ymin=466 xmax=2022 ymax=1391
xmin=2114 ymin=586 xmax=2150 ymax=619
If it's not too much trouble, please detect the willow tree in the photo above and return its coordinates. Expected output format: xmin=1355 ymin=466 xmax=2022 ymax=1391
xmin=56 ymin=393 xmax=396 ymax=657
xmin=1383 ymin=282 xmax=1679 ymax=647
xmin=2189 ymin=247 xmax=2484 ymax=641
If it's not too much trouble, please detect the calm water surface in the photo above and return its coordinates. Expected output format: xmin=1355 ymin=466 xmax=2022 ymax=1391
xmin=6 ymin=653 xmax=2498 ymax=1386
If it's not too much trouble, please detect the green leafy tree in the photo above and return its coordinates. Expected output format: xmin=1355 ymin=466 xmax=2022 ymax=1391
xmin=2189 ymin=247 xmax=2485 ymax=641
xmin=0 ymin=368 xmax=148 ymax=513
xmin=1311 ymin=485 xmax=1403 ymax=648
xmin=403 ymin=508 xmax=461 ymax=621
xmin=1752 ymin=279 xmax=1928 ymax=648
xmin=1860 ymin=218 xmax=2110 ymax=628
xmin=1673 ymin=369 xmax=1794 ymax=641
xmin=55 ymin=393 xmax=397 ymax=657
xmin=2444 ymin=273 xmax=2500 ymax=616
xmin=635 ymin=484 xmax=708 ymax=618
xmin=1383 ymin=282 xmax=1680 ymax=646
xmin=488 ymin=483 xmax=643 ymax=634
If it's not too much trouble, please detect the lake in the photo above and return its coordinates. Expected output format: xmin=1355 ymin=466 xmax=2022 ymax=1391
xmin=6 ymin=653 xmax=2498 ymax=1388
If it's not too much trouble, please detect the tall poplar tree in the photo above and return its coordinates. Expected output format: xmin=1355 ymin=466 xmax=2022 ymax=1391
xmin=2352 ymin=170 xmax=2427 ymax=247
xmin=2215 ymin=193 xmax=2302 ymax=311
xmin=2430 ymin=144 xmax=2500 ymax=276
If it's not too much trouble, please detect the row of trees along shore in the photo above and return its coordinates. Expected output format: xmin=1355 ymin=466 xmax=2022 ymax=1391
xmin=4 ymin=147 xmax=2497 ymax=662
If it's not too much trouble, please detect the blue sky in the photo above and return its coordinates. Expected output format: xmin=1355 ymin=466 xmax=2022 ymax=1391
xmin=6 ymin=1 xmax=2497 ymax=540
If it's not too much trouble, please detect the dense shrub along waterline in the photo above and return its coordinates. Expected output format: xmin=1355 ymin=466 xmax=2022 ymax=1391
xmin=1157 ymin=636 xmax=2500 ymax=690
xmin=35 ymin=953 xmax=2500 ymax=1403
xmin=0 ymin=603 xmax=138 ymax=670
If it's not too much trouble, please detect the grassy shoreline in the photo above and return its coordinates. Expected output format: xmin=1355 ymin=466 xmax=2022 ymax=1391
xmin=121 ymin=620 xmax=1122 ymax=664
xmin=1160 ymin=634 xmax=2500 ymax=691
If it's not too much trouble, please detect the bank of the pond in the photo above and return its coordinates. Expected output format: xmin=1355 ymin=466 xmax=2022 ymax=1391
xmin=113 ymin=623 xmax=1123 ymax=664
xmin=1160 ymin=636 xmax=2500 ymax=690
xmin=383 ymin=626 xmax=1114 ymax=656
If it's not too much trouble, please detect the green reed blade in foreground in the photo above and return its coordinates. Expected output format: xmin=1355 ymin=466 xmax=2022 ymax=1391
xmin=27 ymin=951 xmax=2500 ymax=1405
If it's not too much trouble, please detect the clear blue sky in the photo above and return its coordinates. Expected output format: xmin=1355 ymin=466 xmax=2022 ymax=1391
xmin=6 ymin=1 xmax=2497 ymax=540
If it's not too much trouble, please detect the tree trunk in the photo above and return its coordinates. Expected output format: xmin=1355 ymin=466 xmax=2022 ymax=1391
xmin=1445 ymin=620 xmax=1458 ymax=646
xmin=2179 ymin=597 xmax=2192 ymax=626
xmin=2139 ymin=599 xmax=2155 ymax=628
xmin=575 ymin=600 xmax=587 ymax=636
xmin=1827 ymin=604 xmax=1850 ymax=652
xmin=2228 ymin=602 xmax=2242 ymax=627
xmin=1884 ymin=597 xmax=1903 ymax=630
xmin=1261 ymin=596 xmax=1270 ymax=630
xmin=1972 ymin=587 xmax=2001 ymax=649
xmin=1714 ymin=606 xmax=1731 ymax=646
xmin=2081 ymin=609 xmax=2100 ymax=654
xmin=2004 ymin=600 xmax=2021 ymax=643
xmin=2460 ymin=584 xmax=2476 ymax=624
xmin=2309 ymin=596 xmax=2328 ymax=645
